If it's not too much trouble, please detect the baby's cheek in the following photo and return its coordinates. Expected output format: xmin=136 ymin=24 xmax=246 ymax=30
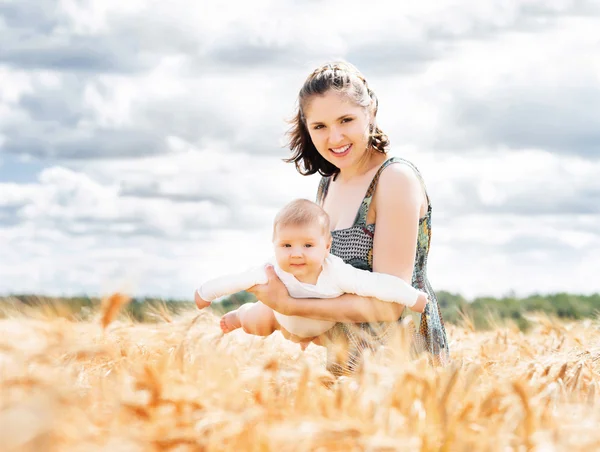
xmin=273 ymin=252 xmax=287 ymax=268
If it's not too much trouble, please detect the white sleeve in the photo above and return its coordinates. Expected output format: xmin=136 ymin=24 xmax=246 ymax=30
xmin=196 ymin=265 xmax=268 ymax=302
xmin=333 ymin=261 xmax=419 ymax=307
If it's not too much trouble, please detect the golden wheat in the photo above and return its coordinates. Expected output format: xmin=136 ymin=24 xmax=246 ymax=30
xmin=1 ymin=300 xmax=600 ymax=451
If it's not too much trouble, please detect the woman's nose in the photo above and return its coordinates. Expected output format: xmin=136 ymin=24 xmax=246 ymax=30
xmin=328 ymin=126 xmax=343 ymax=145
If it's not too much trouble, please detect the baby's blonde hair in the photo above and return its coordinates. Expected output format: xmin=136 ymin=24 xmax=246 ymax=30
xmin=273 ymin=199 xmax=331 ymax=239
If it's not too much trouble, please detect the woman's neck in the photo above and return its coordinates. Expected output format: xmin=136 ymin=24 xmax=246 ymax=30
xmin=335 ymin=151 xmax=387 ymax=183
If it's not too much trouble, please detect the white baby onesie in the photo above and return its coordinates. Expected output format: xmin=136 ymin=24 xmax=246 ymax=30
xmin=197 ymin=254 xmax=420 ymax=338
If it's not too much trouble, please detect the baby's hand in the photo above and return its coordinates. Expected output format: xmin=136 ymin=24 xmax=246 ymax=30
xmin=411 ymin=291 xmax=429 ymax=313
xmin=194 ymin=290 xmax=211 ymax=310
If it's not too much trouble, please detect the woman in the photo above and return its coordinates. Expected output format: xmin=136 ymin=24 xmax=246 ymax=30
xmin=248 ymin=61 xmax=449 ymax=374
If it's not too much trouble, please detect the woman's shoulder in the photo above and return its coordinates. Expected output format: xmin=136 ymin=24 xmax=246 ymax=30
xmin=377 ymin=157 xmax=424 ymax=194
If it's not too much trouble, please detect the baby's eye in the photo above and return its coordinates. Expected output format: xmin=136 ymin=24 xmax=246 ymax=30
xmin=341 ymin=117 xmax=353 ymax=123
xmin=304 ymin=244 xmax=313 ymax=248
xmin=283 ymin=244 xmax=291 ymax=248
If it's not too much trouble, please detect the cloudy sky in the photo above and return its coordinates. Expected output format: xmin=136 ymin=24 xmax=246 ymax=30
xmin=1 ymin=0 xmax=599 ymax=300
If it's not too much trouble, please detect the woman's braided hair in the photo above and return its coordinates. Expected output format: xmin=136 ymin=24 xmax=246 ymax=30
xmin=285 ymin=61 xmax=389 ymax=177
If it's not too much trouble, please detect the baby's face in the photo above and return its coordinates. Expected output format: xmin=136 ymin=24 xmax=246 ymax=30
xmin=273 ymin=223 xmax=331 ymax=282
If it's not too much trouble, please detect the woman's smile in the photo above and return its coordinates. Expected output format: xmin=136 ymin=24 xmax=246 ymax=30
xmin=330 ymin=144 xmax=352 ymax=157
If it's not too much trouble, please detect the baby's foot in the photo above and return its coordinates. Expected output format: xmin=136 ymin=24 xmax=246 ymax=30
xmin=220 ymin=310 xmax=242 ymax=334
xmin=300 ymin=341 xmax=310 ymax=351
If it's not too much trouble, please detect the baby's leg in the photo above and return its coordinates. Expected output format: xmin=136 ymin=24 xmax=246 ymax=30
xmin=239 ymin=302 xmax=279 ymax=336
xmin=220 ymin=302 xmax=278 ymax=336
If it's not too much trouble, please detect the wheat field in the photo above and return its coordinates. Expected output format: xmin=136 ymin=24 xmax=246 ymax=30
xmin=1 ymin=297 xmax=600 ymax=452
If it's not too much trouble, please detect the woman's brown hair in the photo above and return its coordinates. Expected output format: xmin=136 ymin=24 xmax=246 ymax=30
xmin=285 ymin=61 xmax=389 ymax=177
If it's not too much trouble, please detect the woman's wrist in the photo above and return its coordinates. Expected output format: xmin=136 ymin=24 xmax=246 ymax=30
xmin=281 ymin=294 xmax=298 ymax=316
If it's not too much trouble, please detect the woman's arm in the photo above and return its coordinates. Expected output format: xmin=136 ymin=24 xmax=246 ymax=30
xmin=372 ymin=163 xmax=423 ymax=291
xmin=287 ymin=292 xmax=406 ymax=322
xmin=249 ymin=163 xmax=424 ymax=323
xmin=248 ymin=268 xmax=402 ymax=322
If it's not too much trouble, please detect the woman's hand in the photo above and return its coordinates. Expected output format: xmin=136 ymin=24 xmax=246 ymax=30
xmin=247 ymin=265 xmax=295 ymax=315
xmin=247 ymin=265 xmax=330 ymax=348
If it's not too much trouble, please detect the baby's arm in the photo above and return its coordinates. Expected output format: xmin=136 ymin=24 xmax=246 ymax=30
xmin=196 ymin=265 xmax=268 ymax=303
xmin=334 ymin=262 xmax=428 ymax=312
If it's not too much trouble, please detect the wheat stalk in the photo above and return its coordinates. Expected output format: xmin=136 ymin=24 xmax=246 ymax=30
xmin=99 ymin=292 xmax=131 ymax=329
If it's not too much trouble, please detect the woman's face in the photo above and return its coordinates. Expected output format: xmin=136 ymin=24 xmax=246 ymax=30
xmin=303 ymin=90 xmax=372 ymax=173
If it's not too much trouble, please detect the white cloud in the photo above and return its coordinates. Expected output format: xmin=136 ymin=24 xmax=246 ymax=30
xmin=0 ymin=0 xmax=599 ymax=299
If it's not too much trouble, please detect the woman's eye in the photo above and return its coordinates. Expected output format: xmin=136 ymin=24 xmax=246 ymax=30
xmin=313 ymin=125 xmax=324 ymax=130
xmin=342 ymin=117 xmax=352 ymax=123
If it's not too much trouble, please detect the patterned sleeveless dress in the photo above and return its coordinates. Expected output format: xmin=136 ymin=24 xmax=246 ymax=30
xmin=316 ymin=157 xmax=449 ymax=375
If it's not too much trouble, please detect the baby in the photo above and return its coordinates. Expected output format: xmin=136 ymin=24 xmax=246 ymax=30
xmin=194 ymin=199 xmax=428 ymax=343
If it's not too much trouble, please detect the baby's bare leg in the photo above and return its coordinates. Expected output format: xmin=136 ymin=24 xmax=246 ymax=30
xmin=220 ymin=302 xmax=279 ymax=336
xmin=238 ymin=301 xmax=279 ymax=336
